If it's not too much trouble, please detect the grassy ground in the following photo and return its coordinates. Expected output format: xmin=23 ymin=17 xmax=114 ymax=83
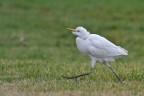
xmin=0 ymin=0 xmax=144 ymax=96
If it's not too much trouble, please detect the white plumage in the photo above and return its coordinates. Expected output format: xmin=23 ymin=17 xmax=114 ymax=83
xmin=73 ymin=27 xmax=128 ymax=67
xmin=65 ymin=26 xmax=128 ymax=83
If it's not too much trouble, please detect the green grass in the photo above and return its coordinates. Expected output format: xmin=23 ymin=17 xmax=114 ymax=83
xmin=0 ymin=0 xmax=144 ymax=96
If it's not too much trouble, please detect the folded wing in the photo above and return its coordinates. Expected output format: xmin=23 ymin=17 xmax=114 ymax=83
xmin=87 ymin=34 xmax=128 ymax=58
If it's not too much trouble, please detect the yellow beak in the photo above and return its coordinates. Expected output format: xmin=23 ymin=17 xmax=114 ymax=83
xmin=66 ymin=28 xmax=75 ymax=32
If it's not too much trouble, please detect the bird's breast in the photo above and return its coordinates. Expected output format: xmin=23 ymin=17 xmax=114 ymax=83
xmin=76 ymin=37 xmax=89 ymax=55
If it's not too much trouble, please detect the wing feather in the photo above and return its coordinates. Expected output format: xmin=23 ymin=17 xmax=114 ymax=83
xmin=87 ymin=34 xmax=128 ymax=58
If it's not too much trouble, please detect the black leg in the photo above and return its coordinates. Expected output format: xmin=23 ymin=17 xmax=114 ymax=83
xmin=104 ymin=62 xmax=123 ymax=83
xmin=62 ymin=68 xmax=93 ymax=79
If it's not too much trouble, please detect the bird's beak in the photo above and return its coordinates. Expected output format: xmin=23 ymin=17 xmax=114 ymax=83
xmin=66 ymin=28 xmax=75 ymax=32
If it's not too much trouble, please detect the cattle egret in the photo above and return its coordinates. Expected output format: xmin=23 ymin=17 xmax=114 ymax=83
xmin=63 ymin=26 xmax=128 ymax=83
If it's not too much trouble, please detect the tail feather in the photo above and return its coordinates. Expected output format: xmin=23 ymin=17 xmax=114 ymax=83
xmin=117 ymin=46 xmax=128 ymax=55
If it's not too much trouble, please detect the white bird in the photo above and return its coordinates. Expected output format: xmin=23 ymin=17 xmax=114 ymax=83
xmin=63 ymin=26 xmax=128 ymax=83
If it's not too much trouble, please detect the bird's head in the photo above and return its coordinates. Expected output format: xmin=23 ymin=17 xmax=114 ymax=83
xmin=66 ymin=26 xmax=90 ymax=39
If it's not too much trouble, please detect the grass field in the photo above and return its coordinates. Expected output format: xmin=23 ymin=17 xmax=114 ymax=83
xmin=0 ymin=0 xmax=144 ymax=96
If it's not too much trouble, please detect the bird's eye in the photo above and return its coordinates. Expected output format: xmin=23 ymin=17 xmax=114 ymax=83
xmin=77 ymin=30 xmax=80 ymax=32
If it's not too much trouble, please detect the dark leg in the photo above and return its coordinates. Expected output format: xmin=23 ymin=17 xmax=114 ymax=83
xmin=104 ymin=62 xmax=123 ymax=83
xmin=62 ymin=68 xmax=93 ymax=79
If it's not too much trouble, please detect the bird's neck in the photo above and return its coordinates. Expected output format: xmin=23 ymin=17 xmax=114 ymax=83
xmin=81 ymin=33 xmax=90 ymax=40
